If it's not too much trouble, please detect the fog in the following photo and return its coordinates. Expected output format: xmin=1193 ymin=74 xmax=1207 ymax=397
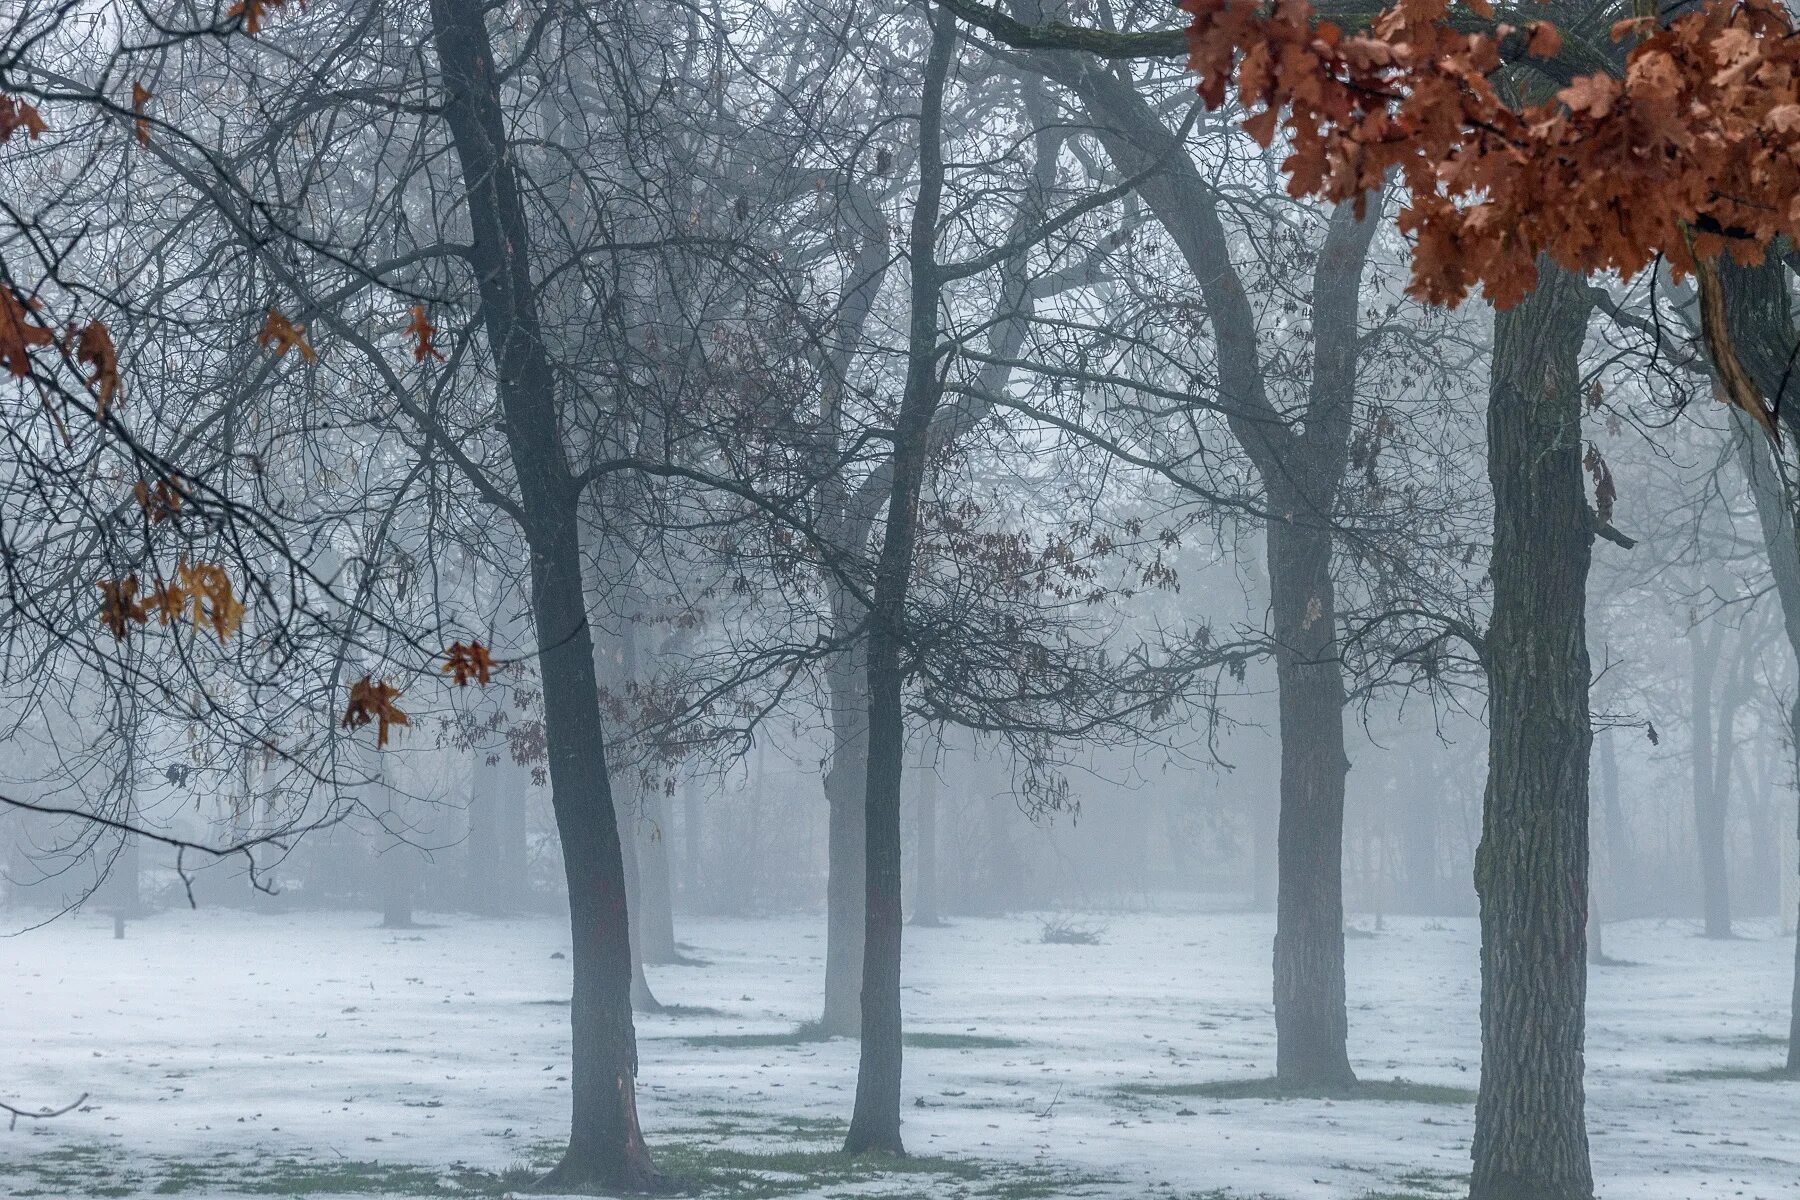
xmin=2 ymin=2 xmax=1798 ymax=1198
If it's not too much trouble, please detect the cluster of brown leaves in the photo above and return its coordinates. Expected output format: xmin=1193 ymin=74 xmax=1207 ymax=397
xmin=1182 ymin=0 xmax=1800 ymax=307
xmin=0 ymin=94 xmax=47 ymax=144
xmin=131 ymin=477 xmax=186 ymax=524
xmin=98 ymin=560 xmax=245 ymax=642
xmin=341 ymin=676 xmax=409 ymax=749
xmin=441 ymin=640 xmax=493 ymax=686
xmin=340 ymin=642 xmax=496 ymax=749
xmin=1 ymin=290 xmax=124 ymax=419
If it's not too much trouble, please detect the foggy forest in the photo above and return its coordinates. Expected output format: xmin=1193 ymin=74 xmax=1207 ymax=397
xmin=3 ymin=1 xmax=1800 ymax=1198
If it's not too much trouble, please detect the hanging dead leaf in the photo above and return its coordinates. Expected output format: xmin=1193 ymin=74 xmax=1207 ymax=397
xmin=175 ymin=559 xmax=245 ymax=642
xmin=98 ymin=577 xmax=147 ymax=640
xmin=441 ymin=640 xmax=494 ymax=687
xmin=131 ymin=478 xmax=185 ymax=525
xmin=342 ymin=675 xmax=410 ymax=748
xmin=404 ymin=305 xmax=444 ymax=362
xmin=73 ymin=320 xmax=121 ymax=419
xmin=256 ymin=308 xmax=315 ymax=362
xmin=131 ymin=82 xmax=152 ymax=146
xmin=228 ymin=0 xmax=300 ymax=35
xmin=1582 ymin=443 xmax=1617 ymax=524
xmin=0 ymin=95 xmax=47 ymax=144
xmin=0 ymin=288 xmax=52 ymax=378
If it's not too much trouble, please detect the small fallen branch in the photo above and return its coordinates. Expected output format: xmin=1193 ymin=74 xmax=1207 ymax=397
xmin=3 ymin=1092 xmax=88 ymax=1131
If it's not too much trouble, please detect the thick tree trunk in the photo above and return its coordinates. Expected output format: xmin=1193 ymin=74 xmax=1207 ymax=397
xmin=1267 ymin=511 xmax=1355 ymax=1087
xmin=820 ymin=619 xmax=869 ymax=1037
xmin=430 ymin=2 xmax=653 ymax=1186
xmin=1690 ymin=629 xmax=1733 ymax=936
xmin=1470 ymin=260 xmax=1596 ymax=1200
xmin=1722 ymin=257 xmax=1800 ymax=1069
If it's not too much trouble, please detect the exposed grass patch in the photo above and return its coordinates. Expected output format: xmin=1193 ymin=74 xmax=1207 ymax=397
xmin=1665 ymin=1065 xmax=1799 ymax=1082
xmin=679 ymin=1030 xmax=813 ymax=1050
xmin=1691 ymin=1032 xmax=1789 ymax=1048
xmin=904 ymin=1032 xmax=1024 ymax=1050
xmin=8 ymin=1147 xmax=501 ymax=1198
xmin=1117 ymin=1075 xmax=1476 ymax=1106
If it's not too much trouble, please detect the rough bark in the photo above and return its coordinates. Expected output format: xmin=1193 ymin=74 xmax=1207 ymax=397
xmin=1470 ymin=260 xmax=1596 ymax=1200
xmin=429 ymin=1 xmax=654 ymax=1186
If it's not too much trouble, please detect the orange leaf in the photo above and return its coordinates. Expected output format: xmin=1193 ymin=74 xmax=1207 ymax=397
xmin=131 ymin=82 xmax=152 ymax=145
xmin=405 ymin=305 xmax=445 ymax=363
xmin=73 ymin=320 xmax=121 ymax=419
xmin=256 ymin=307 xmax=315 ymax=362
xmin=228 ymin=0 xmax=301 ymax=35
xmin=0 ymin=95 xmax=47 ymax=144
xmin=441 ymin=640 xmax=494 ymax=686
xmin=98 ymin=577 xmax=147 ymax=640
xmin=0 ymin=289 xmax=52 ymax=378
xmin=342 ymin=675 xmax=410 ymax=748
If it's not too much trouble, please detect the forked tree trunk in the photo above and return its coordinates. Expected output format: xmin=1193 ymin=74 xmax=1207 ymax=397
xmin=1470 ymin=260 xmax=1596 ymax=1200
xmin=430 ymin=2 xmax=653 ymax=1186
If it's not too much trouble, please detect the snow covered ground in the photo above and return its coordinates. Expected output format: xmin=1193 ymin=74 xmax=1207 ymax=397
xmin=2 ymin=905 xmax=1796 ymax=1198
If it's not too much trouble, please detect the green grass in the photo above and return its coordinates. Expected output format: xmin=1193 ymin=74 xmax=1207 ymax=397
xmin=1116 ymin=1075 xmax=1477 ymax=1106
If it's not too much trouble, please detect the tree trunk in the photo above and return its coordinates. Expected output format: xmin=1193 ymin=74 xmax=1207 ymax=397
xmin=681 ymin=779 xmax=702 ymax=906
xmin=430 ymin=2 xmax=653 ymax=1186
xmin=1721 ymin=256 xmax=1800 ymax=1071
xmin=1690 ymin=628 xmax=1733 ymax=937
xmin=380 ymin=849 xmax=415 ymax=929
xmin=468 ymin=742 xmax=501 ymax=914
xmin=820 ymin=616 xmax=869 ymax=1037
xmin=843 ymin=14 xmax=956 ymax=1157
xmin=1267 ymin=510 xmax=1355 ymax=1087
xmin=1470 ymin=260 xmax=1596 ymax=1200
xmin=912 ymin=739 xmax=943 ymax=927
xmin=636 ymin=786 xmax=680 ymax=963
xmin=615 ymin=779 xmax=664 ymax=1014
